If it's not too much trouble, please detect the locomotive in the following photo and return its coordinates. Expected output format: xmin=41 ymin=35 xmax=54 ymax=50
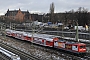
xmin=5 ymin=29 xmax=86 ymax=54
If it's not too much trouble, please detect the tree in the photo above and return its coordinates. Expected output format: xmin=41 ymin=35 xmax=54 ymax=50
xmin=49 ymin=2 xmax=55 ymax=23
xmin=75 ymin=7 xmax=89 ymax=26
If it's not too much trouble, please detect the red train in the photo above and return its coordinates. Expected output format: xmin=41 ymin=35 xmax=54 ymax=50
xmin=5 ymin=29 xmax=86 ymax=54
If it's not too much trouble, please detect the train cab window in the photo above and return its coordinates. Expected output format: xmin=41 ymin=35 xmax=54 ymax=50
xmin=75 ymin=45 xmax=77 ymax=48
xmin=80 ymin=46 xmax=85 ymax=49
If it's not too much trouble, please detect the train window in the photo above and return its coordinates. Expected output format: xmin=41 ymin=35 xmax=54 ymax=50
xmin=47 ymin=41 xmax=50 ymax=44
xmin=80 ymin=46 xmax=85 ymax=48
xmin=75 ymin=46 xmax=77 ymax=48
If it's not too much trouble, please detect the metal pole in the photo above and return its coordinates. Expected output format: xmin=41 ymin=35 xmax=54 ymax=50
xmin=75 ymin=21 xmax=79 ymax=42
xmin=31 ymin=20 xmax=34 ymax=47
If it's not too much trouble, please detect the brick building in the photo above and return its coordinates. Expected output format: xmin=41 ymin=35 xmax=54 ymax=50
xmin=5 ymin=8 xmax=30 ymax=22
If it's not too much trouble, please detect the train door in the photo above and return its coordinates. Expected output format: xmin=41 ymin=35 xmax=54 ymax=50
xmin=42 ymin=39 xmax=44 ymax=46
xmin=21 ymin=34 xmax=24 ymax=40
xmin=54 ymin=41 xmax=58 ymax=48
xmin=33 ymin=37 xmax=38 ymax=43
xmin=38 ymin=38 xmax=44 ymax=45
xmin=27 ymin=37 xmax=32 ymax=41
xmin=44 ymin=39 xmax=46 ymax=46
xmin=16 ymin=33 xmax=19 ymax=39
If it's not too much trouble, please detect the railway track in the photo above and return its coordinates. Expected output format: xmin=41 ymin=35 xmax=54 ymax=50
xmin=0 ymin=41 xmax=40 ymax=60
xmin=0 ymin=52 xmax=11 ymax=60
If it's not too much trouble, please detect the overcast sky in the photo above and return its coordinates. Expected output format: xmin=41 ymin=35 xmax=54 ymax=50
xmin=0 ymin=0 xmax=90 ymax=15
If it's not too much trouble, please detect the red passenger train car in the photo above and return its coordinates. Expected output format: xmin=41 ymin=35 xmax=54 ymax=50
xmin=5 ymin=29 xmax=86 ymax=54
xmin=54 ymin=39 xmax=86 ymax=54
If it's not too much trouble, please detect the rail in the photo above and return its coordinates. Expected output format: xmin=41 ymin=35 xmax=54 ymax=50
xmin=0 ymin=46 xmax=21 ymax=60
xmin=0 ymin=42 xmax=41 ymax=60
